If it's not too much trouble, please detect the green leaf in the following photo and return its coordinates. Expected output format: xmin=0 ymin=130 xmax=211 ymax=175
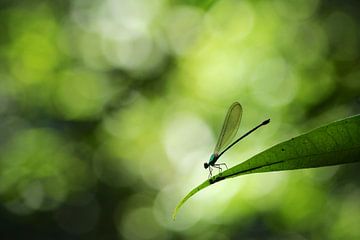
xmin=173 ymin=114 xmax=360 ymax=220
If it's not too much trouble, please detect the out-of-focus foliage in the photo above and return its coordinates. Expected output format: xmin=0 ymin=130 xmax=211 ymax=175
xmin=0 ymin=0 xmax=359 ymax=239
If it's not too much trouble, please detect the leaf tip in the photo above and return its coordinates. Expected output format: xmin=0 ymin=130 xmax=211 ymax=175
xmin=172 ymin=200 xmax=183 ymax=221
xmin=172 ymin=212 xmax=177 ymax=221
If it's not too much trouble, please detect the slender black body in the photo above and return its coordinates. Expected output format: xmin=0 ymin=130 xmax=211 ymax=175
xmin=217 ymin=119 xmax=270 ymax=160
xmin=204 ymin=119 xmax=270 ymax=170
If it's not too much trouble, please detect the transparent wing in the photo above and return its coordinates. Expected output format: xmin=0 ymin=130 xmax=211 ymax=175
xmin=214 ymin=102 xmax=242 ymax=153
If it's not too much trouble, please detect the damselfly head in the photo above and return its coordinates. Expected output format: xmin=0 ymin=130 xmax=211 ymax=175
xmin=204 ymin=162 xmax=209 ymax=169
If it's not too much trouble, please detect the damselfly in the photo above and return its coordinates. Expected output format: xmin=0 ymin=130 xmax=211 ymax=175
xmin=204 ymin=102 xmax=270 ymax=178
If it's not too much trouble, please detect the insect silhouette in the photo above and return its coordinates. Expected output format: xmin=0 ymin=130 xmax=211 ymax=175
xmin=204 ymin=102 xmax=270 ymax=178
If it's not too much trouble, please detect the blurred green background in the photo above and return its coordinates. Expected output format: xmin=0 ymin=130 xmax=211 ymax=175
xmin=0 ymin=0 xmax=360 ymax=239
